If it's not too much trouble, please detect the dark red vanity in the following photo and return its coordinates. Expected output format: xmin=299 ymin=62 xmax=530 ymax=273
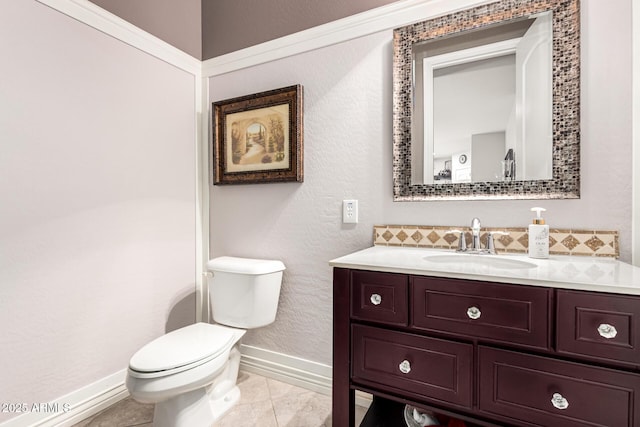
xmin=331 ymin=249 xmax=640 ymax=427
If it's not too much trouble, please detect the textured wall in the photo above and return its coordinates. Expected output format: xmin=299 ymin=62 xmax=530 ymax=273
xmin=209 ymin=0 xmax=632 ymax=366
xmin=89 ymin=0 xmax=202 ymax=59
xmin=202 ymin=0 xmax=400 ymax=58
xmin=209 ymin=32 xmax=391 ymax=363
xmin=0 ymin=1 xmax=196 ymax=422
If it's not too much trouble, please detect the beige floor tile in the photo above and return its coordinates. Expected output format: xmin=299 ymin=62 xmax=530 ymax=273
xmin=271 ymin=391 xmax=332 ymax=427
xmin=235 ymin=371 xmax=272 ymax=403
xmin=214 ymin=399 xmax=278 ymax=427
xmin=355 ymin=405 xmax=367 ymax=426
xmin=266 ymin=377 xmax=316 ymax=401
xmin=71 ymin=372 xmax=342 ymax=427
xmin=72 ymin=397 xmax=153 ymax=427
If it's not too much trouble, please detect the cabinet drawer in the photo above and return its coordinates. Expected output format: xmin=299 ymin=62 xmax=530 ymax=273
xmin=557 ymin=290 xmax=640 ymax=368
xmin=411 ymin=276 xmax=551 ymax=349
xmin=352 ymin=324 xmax=473 ymax=408
xmin=351 ymin=271 xmax=408 ymax=326
xmin=478 ymin=346 xmax=640 ymax=427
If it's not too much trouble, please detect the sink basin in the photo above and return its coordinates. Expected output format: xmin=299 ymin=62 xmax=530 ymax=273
xmin=423 ymin=254 xmax=537 ymax=270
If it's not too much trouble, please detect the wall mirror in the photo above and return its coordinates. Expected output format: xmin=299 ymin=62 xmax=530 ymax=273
xmin=393 ymin=0 xmax=580 ymax=201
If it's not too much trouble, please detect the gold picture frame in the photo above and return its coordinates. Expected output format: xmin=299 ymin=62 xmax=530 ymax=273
xmin=212 ymin=85 xmax=303 ymax=185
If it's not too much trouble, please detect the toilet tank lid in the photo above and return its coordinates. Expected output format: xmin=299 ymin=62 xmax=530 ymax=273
xmin=207 ymin=256 xmax=285 ymax=275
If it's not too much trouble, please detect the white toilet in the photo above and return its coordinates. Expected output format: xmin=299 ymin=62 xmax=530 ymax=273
xmin=125 ymin=256 xmax=285 ymax=427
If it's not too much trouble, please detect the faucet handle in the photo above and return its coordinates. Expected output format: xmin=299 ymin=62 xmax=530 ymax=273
xmin=487 ymin=231 xmax=509 ymax=253
xmin=446 ymin=229 xmax=467 ymax=252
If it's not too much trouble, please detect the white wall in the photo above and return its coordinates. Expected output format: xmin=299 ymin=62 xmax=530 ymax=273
xmin=634 ymin=0 xmax=640 ymax=267
xmin=209 ymin=0 xmax=632 ymax=366
xmin=0 ymin=1 xmax=197 ymax=422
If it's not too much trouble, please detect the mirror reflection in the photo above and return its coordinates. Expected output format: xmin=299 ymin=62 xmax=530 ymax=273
xmin=412 ymin=12 xmax=552 ymax=185
xmin=392 ymin=0 xmax=580 ymax=201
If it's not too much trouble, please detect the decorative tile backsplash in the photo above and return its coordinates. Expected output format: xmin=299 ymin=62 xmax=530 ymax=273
xmin=373 ymin=225 xmax=619 ymax=258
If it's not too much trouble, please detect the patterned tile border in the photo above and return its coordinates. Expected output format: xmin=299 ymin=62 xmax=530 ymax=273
xmin=373 ymin=225 xmax=619 ymax=258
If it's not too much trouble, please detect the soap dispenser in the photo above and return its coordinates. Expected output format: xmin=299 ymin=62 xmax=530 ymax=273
xmin=528 ymin=207 xmax=549 ymax=259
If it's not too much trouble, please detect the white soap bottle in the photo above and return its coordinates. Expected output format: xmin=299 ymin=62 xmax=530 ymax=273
xmin=528 ymin=207 xmax=549 ymax=259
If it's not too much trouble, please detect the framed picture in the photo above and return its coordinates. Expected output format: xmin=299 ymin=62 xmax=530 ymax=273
xmin=212 ymin=85 xmax=303 ymax=185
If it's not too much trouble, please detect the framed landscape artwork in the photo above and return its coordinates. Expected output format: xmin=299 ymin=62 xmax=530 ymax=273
xmin=212 ymin=85 xmax=304 ymax=185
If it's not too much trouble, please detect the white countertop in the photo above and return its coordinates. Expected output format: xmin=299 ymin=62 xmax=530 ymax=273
xmin=329 ymin=246 xmax=640 ymax=295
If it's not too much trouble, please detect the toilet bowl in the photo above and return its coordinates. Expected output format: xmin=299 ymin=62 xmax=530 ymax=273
xmin=125 ymin=256 xmax=285 ymax=427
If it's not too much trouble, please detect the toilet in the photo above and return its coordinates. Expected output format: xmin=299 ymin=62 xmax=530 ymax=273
xmin=125 ymin=256 xmax=285 ymax=427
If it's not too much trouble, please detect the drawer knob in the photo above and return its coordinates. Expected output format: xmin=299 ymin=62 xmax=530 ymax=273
xmin=597 ymin=323 xmax=617 ymax=339
xmin=398 ymin=360 xmax=411 ymax=374
xmin=467 ymin=306 xmax=481 ymax=320
xmin=370 ymin=293 xmax=382 ymax=305
xmin=551 ymin=393 xmax=569 ymax=410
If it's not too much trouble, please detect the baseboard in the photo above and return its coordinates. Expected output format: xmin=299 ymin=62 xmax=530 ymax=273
xmin=1 ymin=348 xmax=368 ymax=427
xmin=239 ymin=345 xmax=372 ymax=410
xmin=0 ymin=370 xmax=129 ymax=427
xmin=239 ymin=344 xmax=333 ymax=397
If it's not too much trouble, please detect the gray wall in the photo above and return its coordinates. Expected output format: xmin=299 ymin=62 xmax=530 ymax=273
xmin=201 ymin=0 xmax=400 ymax=58
xmin=209 ymin=0 xmax=632 ymax=366
xmin=88 ymin=0 xmax=400 ymax=59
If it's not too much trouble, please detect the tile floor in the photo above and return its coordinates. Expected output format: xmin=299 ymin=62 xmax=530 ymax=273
xmin=72 ymin=371 xmax=368 ymax=427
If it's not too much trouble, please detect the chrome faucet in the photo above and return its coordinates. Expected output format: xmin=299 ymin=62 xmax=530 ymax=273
xmin=446 ymin=218 xmax=510 ymax=255
xmin=470 ymin=217 xmax=482 ymax=251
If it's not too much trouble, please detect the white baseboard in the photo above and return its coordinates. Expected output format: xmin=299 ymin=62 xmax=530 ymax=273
xmin=238 ymin=345 xmax=371 ymax=409
xmin=239 ymin=344 xmax=333 ymax=396
xmin=1 ymin=348 xmax=370 ymax=427
xmin=0 ymin=370 xmax=129 ymax=427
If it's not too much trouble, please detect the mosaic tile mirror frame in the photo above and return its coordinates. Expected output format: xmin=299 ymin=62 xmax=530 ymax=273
xmin=392 ymin=0 xmax=580 ymax=201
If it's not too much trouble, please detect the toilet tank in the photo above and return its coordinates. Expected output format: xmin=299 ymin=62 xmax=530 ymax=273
xmin=207 ymin=256 xmax=285 ymax=329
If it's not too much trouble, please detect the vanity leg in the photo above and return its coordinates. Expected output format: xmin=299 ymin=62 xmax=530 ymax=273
xmin=333 ymin=268 xmax=355 ymax=426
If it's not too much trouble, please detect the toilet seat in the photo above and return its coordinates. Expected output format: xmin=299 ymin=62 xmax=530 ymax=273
xmin=128 ymin=323 xmax=238 ymax=379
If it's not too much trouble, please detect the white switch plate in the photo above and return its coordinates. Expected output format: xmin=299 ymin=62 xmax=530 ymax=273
xmin=343 ymin=200 xmax=358 ymax=224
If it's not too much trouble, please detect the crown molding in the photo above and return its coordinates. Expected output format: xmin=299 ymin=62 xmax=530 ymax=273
xmin=201 ymin=0 xmax=493 ymax=77
xmin=35 ymin=0 xmax=495 ymax=80
xmin=36 ymin=0 xmax=201 ymax=76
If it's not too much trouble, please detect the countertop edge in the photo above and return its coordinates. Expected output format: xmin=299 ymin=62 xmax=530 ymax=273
xmin=329 ymin=246 xmax=640 ymax=296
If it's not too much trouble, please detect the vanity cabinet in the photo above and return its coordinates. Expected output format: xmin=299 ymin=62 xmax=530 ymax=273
xmin=556 ymin=290 xmax=640 ymax=369
xmin=478 ymin=346 xmax=639 ymax=427
xmin=333 ymin=268 xmax=640 ymax=427
xmin=411 ymin=277 xmax=551 ymax=350
xmin=352 ymin=324 xmax=474 ymax=408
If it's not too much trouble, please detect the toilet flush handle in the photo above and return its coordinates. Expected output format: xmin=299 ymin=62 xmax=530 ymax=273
xmin=203 ymin=271 xmax=213 ymax=278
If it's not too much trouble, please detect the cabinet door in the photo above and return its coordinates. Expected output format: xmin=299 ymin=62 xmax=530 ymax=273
xmin=557 ymin=289 xmax=640 ymax=369
xmin=351 ymin=270 xmax=408 ymax=326
xmin=352 ymin=324 xmax=473 ymax=408
xmin=412 ymin=276 xmax=551 ymax=349
xmin=478 ymin=346 xmax=640 ymax=427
